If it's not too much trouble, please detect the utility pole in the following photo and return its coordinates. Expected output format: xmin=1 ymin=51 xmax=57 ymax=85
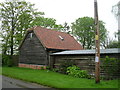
xmin=94 ymin=0 xmax=100 ymax=83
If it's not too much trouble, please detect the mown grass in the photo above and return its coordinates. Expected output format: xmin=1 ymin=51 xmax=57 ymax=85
xmin=2 ymin=67 xmax=119 ymax=88
xmin=0 ymin=67 xmax=2 ymax=75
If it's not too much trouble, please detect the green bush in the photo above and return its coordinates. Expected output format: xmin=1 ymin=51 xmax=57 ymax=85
xmin=52 ymin=68 xmax=59 ymax=72
xmin=101 ymin=56 xmax=120 ymax=79
xmin=67 ymin=65 xmax=89 ymax=78
xmin=46 ymin=66 xmax=50 ymax=70
xmin=57 ymin=60 xmax=75 ymax=74
xmin=2 ymin=55 xmax=13 ymax=67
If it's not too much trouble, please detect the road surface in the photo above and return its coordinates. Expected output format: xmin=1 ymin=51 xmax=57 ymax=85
xmin=1 ymin=75 xmax=55 ymax=89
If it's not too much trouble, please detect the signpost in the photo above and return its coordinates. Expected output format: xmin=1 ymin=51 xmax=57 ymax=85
xmin=94 ymin=0 xmax=100 ymax=83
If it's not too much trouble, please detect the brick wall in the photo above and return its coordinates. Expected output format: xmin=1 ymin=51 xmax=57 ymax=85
xmin=18 ymin=63 xmax=46 ymax=70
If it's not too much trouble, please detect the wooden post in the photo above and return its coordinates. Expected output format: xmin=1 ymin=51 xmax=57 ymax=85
xmin=94 ymin=0 xmax=100 ymax=83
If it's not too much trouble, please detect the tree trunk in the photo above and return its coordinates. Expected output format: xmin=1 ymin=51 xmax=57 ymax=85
xmin=11 ymin=19 xmax=14 ymax=56
xmin=11 ymin=7 xmax=14 ymax=56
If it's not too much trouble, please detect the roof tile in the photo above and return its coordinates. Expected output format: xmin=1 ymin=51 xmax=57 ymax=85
xmin=33 ymin=26 xmax=83 ymax=50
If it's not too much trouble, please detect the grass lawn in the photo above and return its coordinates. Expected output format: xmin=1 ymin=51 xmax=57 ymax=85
xmin=0 ymin=67 xmax=2 ymax=75
xmin=2 ymin=67 xmax=119 ymax=88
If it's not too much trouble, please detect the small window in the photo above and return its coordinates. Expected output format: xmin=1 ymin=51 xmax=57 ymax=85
xmin=59 ymin=35 xmax=64 ymax=41
xmin=30 ymin=33 xmax=33 ymax=38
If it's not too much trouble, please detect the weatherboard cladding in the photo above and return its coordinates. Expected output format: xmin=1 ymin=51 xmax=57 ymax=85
xmin=19 ymin=26 xmax=83 ymax=68
xmin=19 ymin=32 xmax=47 ymax=65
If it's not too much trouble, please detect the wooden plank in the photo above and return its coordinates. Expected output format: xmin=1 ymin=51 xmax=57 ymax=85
xmin=19 ymin=32 xmax=47 ymax=65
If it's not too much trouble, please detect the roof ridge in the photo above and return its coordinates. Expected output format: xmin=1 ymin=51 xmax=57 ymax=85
xmin=33 ymin=26 xmax=71 ymax=35
xmin=19 ymin=26 xmax=83 ymax=50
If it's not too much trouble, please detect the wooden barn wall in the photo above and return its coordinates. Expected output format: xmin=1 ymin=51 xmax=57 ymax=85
xmin=50 ymin=53 xmax=119 ymax=77
xmin=19 ymin=32 xmax=47 ymax=65
xmin=12 ymin=55 xmax=19 ymax=66
xmin=50 ymin=55 xmax=95 ymax=75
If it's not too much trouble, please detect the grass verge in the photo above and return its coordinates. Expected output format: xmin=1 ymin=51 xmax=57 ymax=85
xmin=0 ymin=67 xmax=2 ymax=75
xmin=2 ymin=67 xmax=119 ymax=88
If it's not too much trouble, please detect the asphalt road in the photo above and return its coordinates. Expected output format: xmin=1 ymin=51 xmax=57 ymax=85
xmin=1 ymin=75 xmax=55 ymax=89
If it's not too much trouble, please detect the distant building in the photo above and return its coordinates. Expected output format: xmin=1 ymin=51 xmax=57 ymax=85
xmin=18 ymin=26 xmax=83 ymax=69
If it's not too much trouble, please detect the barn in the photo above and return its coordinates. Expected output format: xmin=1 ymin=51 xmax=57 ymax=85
xmin=18 ymin=26 xmax=83 ymax=69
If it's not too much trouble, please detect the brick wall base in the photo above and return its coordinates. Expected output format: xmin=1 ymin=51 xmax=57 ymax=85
xmin=18 ymin=63 xmax=46 ymax=70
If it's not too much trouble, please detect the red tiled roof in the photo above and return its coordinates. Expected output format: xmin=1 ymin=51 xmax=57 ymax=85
xmin=33 ymin=26 xmax=83 ymax=50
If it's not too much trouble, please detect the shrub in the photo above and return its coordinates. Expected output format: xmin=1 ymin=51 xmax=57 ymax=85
xmin=2 ymin=55 xmax=13 ymax=67
xmin=101 ymin=56 xmax=120 ymax=79
xmin=57 ymin=59 xmax=75 ymax=74
xmin=67 ymin=65 xmax=89 ymax=78
xmin=46 ymin=66 xmax=50 ymax=70
xmin=52 ymin=68 xmax=59 ymax=72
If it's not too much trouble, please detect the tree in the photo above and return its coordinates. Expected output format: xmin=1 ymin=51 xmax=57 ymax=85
xmin=0 ymin=0 xmax=44 ymax=55
xmin=112 ymin=1 xmax=120 ymax=46
xmin=112 ymin=1 xmax=120 ymax=19
xmin=60 ymin=22 xmax=70 ymax=33
xmin=106 ymin=31 xmax=120 ymax=48
xmin=71 ymin=17 xmax=107 ymax=49
xmin=107 ymin=40 xmax=120 ymax=48
xmin=0 ymin=0 xmax=64 ymax=55
xmin=31 ymin=17 xmax=64 ymax=30
xmin=100 ymin=32 xmax=110 ymax=49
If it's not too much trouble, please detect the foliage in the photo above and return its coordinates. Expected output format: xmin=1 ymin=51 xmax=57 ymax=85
xmin=67 ymin=65 xmax=89 ymax=78
xmin=46 ymin=66 xmax=50 ymax=70
xmin=0 ymin=0 xmax=44 ymax=55
xmin=0 ymin=0 xmax=64 ymax=55
xmin=55 ymin=60 xmax=75 ymax=74
xmin=0 ymin=67 xmax=2 ymax=75
xmin=101 ymin=56 xmax=120 ymax=79
xmin=2 ymin=67 xmax=119 ymax=88
xmin=31 ymin=17 xmax=64 ymax=30
xmin=52 ymin=68 xmax=59 ymax=72
xmin=71 ymin=17 xmax=107 ymax=49
xmin=106 ymin=31 xmax=120 ymax=48
xmin=2 ymin=55 xmax=13 ymax=67
xmin=60 ymin=22 xmax=70 ymax=33
xmin=114 ymin=31 xmax=120 ymax=39
xmin=112 ymin=1 xmax=120 ymax=19
xmin=107 ymin=40 xmax=120 ymax=48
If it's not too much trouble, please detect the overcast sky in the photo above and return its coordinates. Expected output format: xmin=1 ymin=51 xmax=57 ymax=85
xmin=25 ymin=0 xmax=119 ymax=39
xmin=0 ymin=0 xmax=119 ymax=39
